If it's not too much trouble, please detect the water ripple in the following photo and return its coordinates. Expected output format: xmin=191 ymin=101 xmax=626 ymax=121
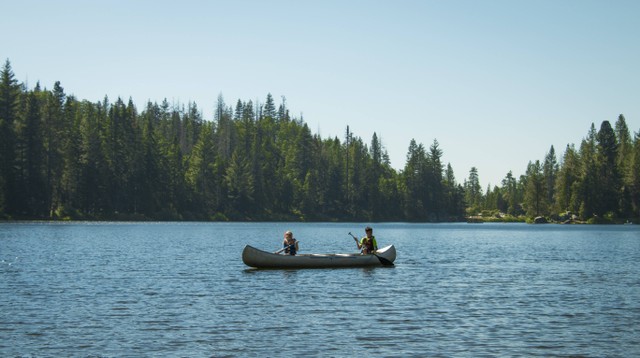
xmin=1 ymin=222 xmax=639 ymax=357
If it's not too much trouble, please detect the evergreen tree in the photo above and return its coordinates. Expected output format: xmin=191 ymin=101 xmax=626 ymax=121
xmin=346 ymin=135 xmax=370 ymax=220
xmin=185 ymin=123 xmax=218 ymax=217
xmin=42 ymin=81 xmax=67 ymax=217
xmin=501 ymin=171 xmax=519 ymax=215
xmin=0 ymin=60 xmax=20 ymax=215
xmin=543 ymin=145 xmax=558 ymax=213
xmin=78 ymin=100 xmax=109 ymax=216
xmin=595 ymin=120 xmax=621 ymax=216
xmin=320 ymin=137 xmax=346 ymax=219
xmin=614 ymin=114 xmax=633 ymax=216
xmin=427 ymin=139 xmax=444 ymax=220
xmin=615 ymin=114 xmax=632 ymax=174
xmin=164 ymin=129 xmax=188 ymax=218
xmin=484 ymin=185 xmax=504 ymax=213
xmin=135 ymin=101 xmax=165 ymax=215
xmin=523 ymin=160 xmax=546 ymax=217
xmin=60 ymin=95 xmax=84 ymax=215
xmin=630 ymin=131 xmax=640 ymax=218
xmin=465 ymin=167 xmax=482 ymax=215
xmin=182 ymin=102 xmax=203 ymax=155
xmin=368 ymin=132 xmax=383 ymax=220
xmin=403 ymin=139 xmax=427 ymax=220
xmin=215 ymin=94 xmax=234 ymax=162
xmin=224 ymin=150 xmax=255 ymax=218
xmin=263 ymin=93 xmax=276 ymax=120
xmin=554 ymin=144 xmax=580 ymax=214
xmin=443 ymin=163 xmax=464 ymax=219
xmin=578 ymin=124 xmax=599 ymax=218
xmin=235 ymin=99 xmax=255 ymax=158
xmin=253 ymin=98 xmax=282 ymax=214
xmin=15 ymin=85 xmax=46 ymax=216
xmin=277 ymin=95 xmax=290 ymax=122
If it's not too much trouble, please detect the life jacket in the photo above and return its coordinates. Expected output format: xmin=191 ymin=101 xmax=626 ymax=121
xmin=284 ymin=239 xmax=297 ymax=255
xmin=360 ymin=236 xmax=377 ymax=253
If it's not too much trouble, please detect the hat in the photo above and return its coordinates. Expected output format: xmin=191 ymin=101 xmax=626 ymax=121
xmin=365 ymin=226 xmax=372 ymax=231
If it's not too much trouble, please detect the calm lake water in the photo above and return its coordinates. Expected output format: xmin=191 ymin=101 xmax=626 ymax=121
xmin=1 ymin=222 xmax=639 ymax=357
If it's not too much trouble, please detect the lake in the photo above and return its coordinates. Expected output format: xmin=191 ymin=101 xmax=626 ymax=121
xmin=1 ymin=222 xmax=639 ymax=357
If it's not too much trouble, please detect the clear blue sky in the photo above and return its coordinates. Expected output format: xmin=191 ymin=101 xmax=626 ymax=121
xmin=2 ymin=0 xmax=639 ymax=187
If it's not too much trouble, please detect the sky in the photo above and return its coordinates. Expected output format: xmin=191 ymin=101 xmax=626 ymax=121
xmin=2 ymin=0 xmax=639 ymax=187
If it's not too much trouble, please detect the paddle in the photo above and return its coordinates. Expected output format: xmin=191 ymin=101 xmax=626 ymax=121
xmin=348 ymin=232 xmax=394 ymax=266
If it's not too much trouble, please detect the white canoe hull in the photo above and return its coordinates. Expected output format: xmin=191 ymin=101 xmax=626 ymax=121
xmin=242 ymin=244 xmax=396 ymax=269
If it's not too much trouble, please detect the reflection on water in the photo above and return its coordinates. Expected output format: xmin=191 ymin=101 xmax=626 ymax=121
xmin=1 ymin=222 xmax=639 ymax=356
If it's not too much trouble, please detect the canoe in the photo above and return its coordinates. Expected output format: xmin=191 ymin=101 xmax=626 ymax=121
xmin=242 ymin=244 xmax=396 ymax=269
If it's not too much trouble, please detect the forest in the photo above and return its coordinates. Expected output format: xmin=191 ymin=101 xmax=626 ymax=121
xmin=1 ymin=60 xmax=639 ymax=223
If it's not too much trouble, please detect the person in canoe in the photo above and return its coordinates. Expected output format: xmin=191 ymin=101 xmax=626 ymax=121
xmin=355 ymin=226 xmax=378 ymax=254
xmin=282 ymin=230 xmax=299 ymax=255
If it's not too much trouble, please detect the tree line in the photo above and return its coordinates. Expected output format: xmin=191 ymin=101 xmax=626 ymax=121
xmin=1 ymin=60 xmax=638 ymax=222
xmin=479 ymin=116 xmax=640 ymax=223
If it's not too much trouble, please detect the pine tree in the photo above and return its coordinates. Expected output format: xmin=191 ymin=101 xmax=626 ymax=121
xmin=320 ymin=137 xmax=345 ymax=219
xmin=543 ymin=145 xmax=558 ymax=213
xmin=554 ymin=144 xmax=580 ymax=214
xmin=43 ymin=81 xmax=67 ymax=217
xmin=595 ymin=120 xmax=621 ymax=216
xmin=215 ymin=94 xmax=234 ymax=162
xmin=403 ymin=139 xmax=426 ymax=220
xmin=428 ymin=139 xmax=444 ymax=220
xmin=630 ymin=131 xmax=640 ymax=218
xmin=224 ymin=150 xmax=255 ymax=218
xmin=523 ymin=160 xmax=546 ymax=217
xmin=501 ymin=171 xmax=519 ymax=215
xmin=443 ymin=163 xmax=459 ymax=218
xmin=15 ymin=85 xmax=46 ymax=216
xmin=368 ymin=132 xmax=383 ymax=220
xmin=578 ymin=124 xmax=598 ymax=218
xmin=60 ymin=95 xmax=83 ymax=215
xmin=185 ymin=123 xmax=218 ymax=217
xmin=78 ymin=100 xmax=108 ymax=216
xmin=135 ymin=101 xmax=165 ymax=216
xmin=264 ymin=93 xmax=276 ymax=120
xmin=346 ymin=135 xmax=370 ymax=220
xmin=614 ymin=114 xmax=633 ymax=217
xmin=0 ymin=59 xmax=20 ymax=215
xmin=465 ymin=167 xmax=482 ymax=215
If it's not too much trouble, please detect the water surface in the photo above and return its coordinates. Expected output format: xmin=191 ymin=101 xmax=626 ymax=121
xmin=1 ymin=222 xmax=639 ymax=356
